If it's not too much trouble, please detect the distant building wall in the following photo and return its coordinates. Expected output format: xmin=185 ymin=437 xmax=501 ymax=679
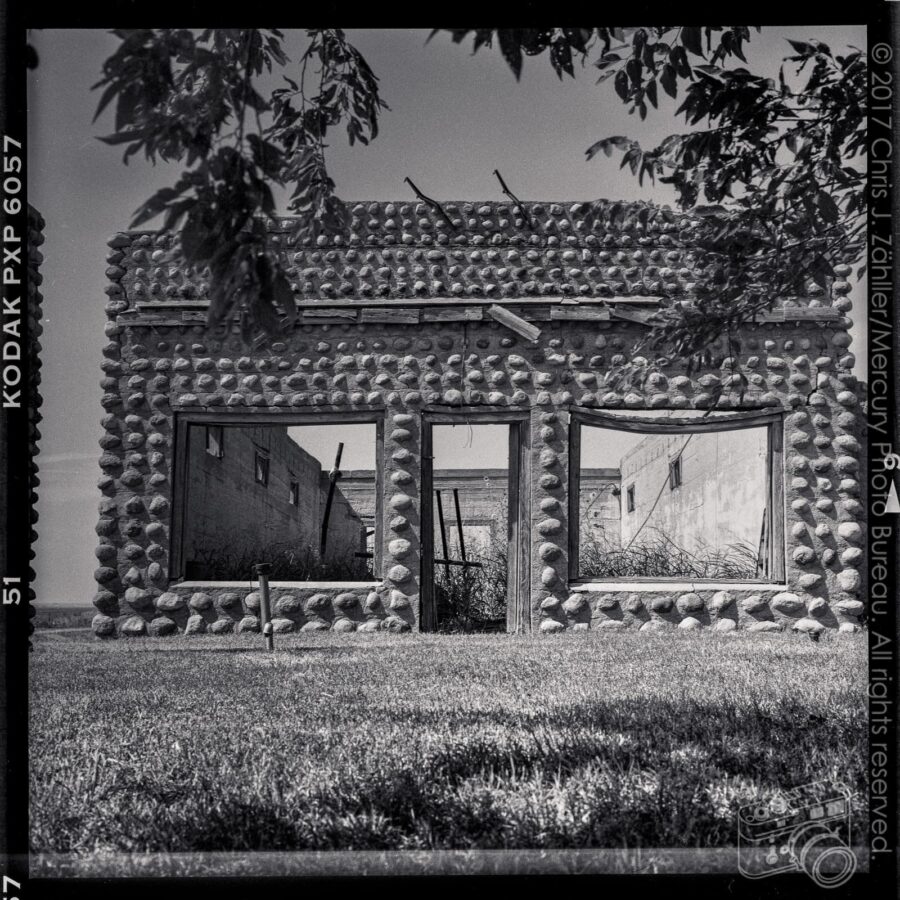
xmin=618 ymin=429 xmax=768 ymax=555
xmin=342 ymin=467 xmax=621 ymax=558
xmin=182 ymin=425 xmax=364 ymax=578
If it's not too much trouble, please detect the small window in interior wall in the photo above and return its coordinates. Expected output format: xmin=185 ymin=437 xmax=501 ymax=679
xmin=626 ymin=484 xmax=635 ymax=513
xmin=205 ymin=425 xmax=224 ymax=458
xmin=669 ymin=456 xmax=682 ymax=490
xmin=254 ymin=452 xmax=269 ymax=487
xmin=289 ymin=481 xmax=299 ymax=506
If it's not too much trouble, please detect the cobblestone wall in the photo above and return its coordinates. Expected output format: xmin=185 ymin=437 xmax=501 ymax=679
xmin=92 ymin=202 xmax=865 ymax=638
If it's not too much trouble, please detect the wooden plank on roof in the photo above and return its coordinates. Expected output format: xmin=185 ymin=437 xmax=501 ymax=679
xmin=603 ymin=296 xmax=663 ymax=305
xmin=551 ymin=306 xmax=611 ymax=321
xmin=360 ymin=308 xmax=421 ymax=325
xmin=302 ymin=308 xmax=357 ymax=321
xmin=783 ymin=308 xmax=840 ymax=320
xmin=486 ymin=304 xmax=541 ymax=341
xmin=422 ymin=307 xmax=483 ymax=322
xmin=610 ymin=308 xmax=658 ymax=326
xmin=118 ymin=315 xmax=183 ymax=327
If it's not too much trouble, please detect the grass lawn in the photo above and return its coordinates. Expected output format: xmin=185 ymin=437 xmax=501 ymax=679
xmin=30 ymin=629 xmax=867 ymax=877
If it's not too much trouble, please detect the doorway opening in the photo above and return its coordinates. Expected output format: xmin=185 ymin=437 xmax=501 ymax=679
xmin=421 ymin=414 xmax=528 ymax=633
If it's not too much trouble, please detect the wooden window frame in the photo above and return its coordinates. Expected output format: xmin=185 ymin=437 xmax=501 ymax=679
xmin=568 ymin=408 xmax=786 ymax=585
xmin=170 ymin=410 xmax=384 ymax=584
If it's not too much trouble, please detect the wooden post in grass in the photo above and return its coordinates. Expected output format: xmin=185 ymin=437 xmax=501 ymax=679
xmin=253 ymin=563 xmax=274 ymax=652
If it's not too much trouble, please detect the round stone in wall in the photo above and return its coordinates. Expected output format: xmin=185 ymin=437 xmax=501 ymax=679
xmin=217 ymin=592 xmax=241 ymax=611
xmin=155 ymin=592 xmax=184 ymax=612
xmin=305 ymin=594 xmax=330 ymax=613
xmin=185 ymin=614 xmax=206 ymax=635
xmin=676 ymin=592 xmax=704 ymax=614
xmin=92 ymin=614 xmax=117 ymax=638
xmin=334 ymin=592 xmax=360 ymax=610
xmin=837 ymin=522 xmax=863 ymax=543
xmin=835 ymin=599 xmax=864 ymax=617
xmin=793 ymin=617 xmax=825 ymax=636
xmin=120 ymin=616 xmax=147 ymax=637
xmin=123 ymin=587 xmax=154 ymax=609
xmin=210 ymin=619 xmax=234 ymax=634
xmin=539 ymin=619 xmax=565 ymax=633
xmin=771 ymin=592 xmax=805 ymax=615
xmin=237 ymin=616 xmax=260 ymax=633
xmin=748 ymin=620 xmax=783 ymax=633
xmin=594 ymin=594 xmax=618 ymax=611
xmin=388 ymin=564 xmax=412 ymax=584
xmin=149 ymin=617 xmax=178 ymax=636
xmin=275 ymin=595 xmax=302 ymax=615
xmin=189 ymin=592 xmax=213 ymax=611
xmin=807 ymin=598 xmax=828 ymax=617
xmin=93 ymin=590 xmax=119 ymax=615
xmin=538 ymin=542 xmax=562 ymax=562
xmin=383 ymin=615 xmax=411 ymax=633
xmin=837 ymin=569 xmax=861 ymax=592
xmin=562 ymin=594 xmax=587 ymax=615
xmin=388 ymin=538 xmax=412 ymax=558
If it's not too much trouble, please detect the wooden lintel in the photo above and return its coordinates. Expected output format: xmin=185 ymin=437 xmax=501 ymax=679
xmin=782 ymin=308 xmax=841 ymax=321
xmin=610 ymin=308 xmax=658 ymax=326
xmin=486 ymin=304 xmax=541 ymax=342
xmin=118 ymin=315 xmax=183 ymax=328
xmin=422 ymin=307 xmax=483 ymax=322
xmin=302 ymin=308 xmax=358 ymax=321
xmin=360 ymin=308 xmax=421 ymax=325
xmin=551 ymin=306 xmax=611 ymax=321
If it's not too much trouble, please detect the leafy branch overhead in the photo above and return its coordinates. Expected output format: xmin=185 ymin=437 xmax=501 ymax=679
xmin=93 ymin=28 xmax=388 ymax=343
xmin=440 ymin=28 xmax=866 ymax=364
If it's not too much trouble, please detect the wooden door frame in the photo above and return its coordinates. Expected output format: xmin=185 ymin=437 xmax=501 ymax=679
xmin=420 ymin=408 xmax=531 ymax=633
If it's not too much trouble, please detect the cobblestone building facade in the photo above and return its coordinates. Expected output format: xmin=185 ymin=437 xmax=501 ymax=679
xmin=92 ymin=200 xmax=866 ymax=637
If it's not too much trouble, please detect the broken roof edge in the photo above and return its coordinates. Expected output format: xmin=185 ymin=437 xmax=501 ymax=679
xmin=108 ymin=198 xmax=695 ymax=247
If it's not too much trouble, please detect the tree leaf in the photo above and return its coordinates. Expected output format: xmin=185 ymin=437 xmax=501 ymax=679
xmin=681 ymin=27 xmax=703 ymax=57
xmin=660 ymin=64 xmax=677 ymax=98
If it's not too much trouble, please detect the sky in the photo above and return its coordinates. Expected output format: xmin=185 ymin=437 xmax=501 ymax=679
xmin=27 ymin=25 xmax=867 ymax=604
